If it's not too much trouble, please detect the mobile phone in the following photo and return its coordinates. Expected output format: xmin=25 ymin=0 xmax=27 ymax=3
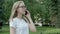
xmin=25 ymin=11 xmax=28 ymax=15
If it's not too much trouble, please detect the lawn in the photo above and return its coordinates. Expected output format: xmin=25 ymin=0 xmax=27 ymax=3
xmin=0 ymin=25 xmax=60 ymax=34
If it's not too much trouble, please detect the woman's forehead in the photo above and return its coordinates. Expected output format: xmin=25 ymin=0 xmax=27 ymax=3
xmin=19 ymin=3 xmax=25 ymax=6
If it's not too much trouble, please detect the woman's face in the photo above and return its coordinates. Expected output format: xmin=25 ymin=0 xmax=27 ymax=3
xmin=17 ymin=2 xmax=26 ymax=15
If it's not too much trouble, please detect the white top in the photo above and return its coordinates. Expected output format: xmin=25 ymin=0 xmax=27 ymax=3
xmin=9 ymin=17 xmax=29 ymax=34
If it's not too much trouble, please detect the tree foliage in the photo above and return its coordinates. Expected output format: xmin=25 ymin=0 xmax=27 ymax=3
xmin=1 ymin=0 xmax=57 ymax=24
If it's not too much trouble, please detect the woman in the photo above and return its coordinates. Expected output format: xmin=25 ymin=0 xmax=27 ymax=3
xmin=9 ymin=1 xmax=36 ymax=34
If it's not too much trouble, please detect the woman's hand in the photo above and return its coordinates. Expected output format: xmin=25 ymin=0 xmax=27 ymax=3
xmin=25 ymin=10 xmax=31 ymax=19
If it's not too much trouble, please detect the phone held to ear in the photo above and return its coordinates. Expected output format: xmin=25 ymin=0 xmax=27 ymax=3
xmin=25 ymin=11 xmax=28 ymax=15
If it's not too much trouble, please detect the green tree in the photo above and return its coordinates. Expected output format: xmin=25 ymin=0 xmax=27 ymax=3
xmin=3 ymin=0 xmax=57 ymax=25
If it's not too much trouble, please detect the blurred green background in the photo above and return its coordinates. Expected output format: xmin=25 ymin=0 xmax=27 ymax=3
xmin=0 ymin=0 xmax=60 ymax=34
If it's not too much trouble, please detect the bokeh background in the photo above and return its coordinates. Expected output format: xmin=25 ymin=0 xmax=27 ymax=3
xmin=0 ymin=0 xmax=60 ymax=34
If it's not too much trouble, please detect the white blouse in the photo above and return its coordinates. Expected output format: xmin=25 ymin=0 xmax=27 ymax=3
xmin=9 ymin=17 xmax=29 ymax=34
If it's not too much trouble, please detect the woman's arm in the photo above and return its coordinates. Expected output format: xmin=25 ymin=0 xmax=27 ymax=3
xmin=9 ymin=20 xmax=16 ymax=34
xmin=25 ymin=10 xmax=36 ymax=32
xmin=10 ymin=27 xmax=16 ymax=34
xmin=24 ymin=16 xmax=36 ymax=32
xmin=28 ymin=17 xmax=36 ymax=32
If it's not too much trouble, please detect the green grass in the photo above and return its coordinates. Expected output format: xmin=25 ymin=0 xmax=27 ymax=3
xmin=0 ymin=25 xmax=9 ymax=34
xmin=0 ymin=25 xmax=60 ymax=34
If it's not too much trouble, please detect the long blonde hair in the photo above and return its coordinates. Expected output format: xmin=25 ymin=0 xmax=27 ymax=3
xmin=9 ymin=1 xmax=24 ymax=21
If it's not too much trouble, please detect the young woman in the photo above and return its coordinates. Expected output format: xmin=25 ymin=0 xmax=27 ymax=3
xmin=9 ymin=1 xmax=36 ymax=34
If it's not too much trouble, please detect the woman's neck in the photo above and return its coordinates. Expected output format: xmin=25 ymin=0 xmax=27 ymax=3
xmin=17 ymin=14 xmax=23 ymax=19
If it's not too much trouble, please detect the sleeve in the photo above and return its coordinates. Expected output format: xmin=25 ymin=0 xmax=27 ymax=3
xmin=9 ymin=20 xmax=16 ymax=28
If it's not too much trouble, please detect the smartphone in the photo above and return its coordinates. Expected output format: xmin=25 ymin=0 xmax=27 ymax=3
xmin=25 ymin=11 xmax=28 ymax=15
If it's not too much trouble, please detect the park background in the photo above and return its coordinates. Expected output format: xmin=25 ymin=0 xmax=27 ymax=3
xmin=0 ymin=0 xmax=60 ymax=34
